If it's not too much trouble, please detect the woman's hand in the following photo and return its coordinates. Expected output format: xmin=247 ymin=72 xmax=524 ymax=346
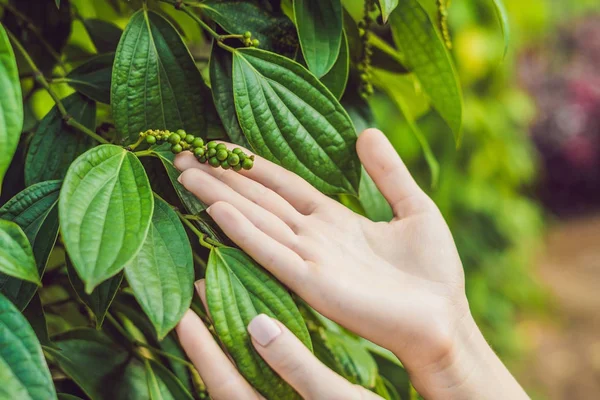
xmin=176 ymin=282 xmax=382 ymax=399
xmin=175 ymin=129 xmax=528 ymax=399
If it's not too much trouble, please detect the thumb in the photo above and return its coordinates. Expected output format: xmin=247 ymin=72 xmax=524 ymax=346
xmin=247 ymin=314 xmax=380 ymax=400
xmin=356 ymin=128 xmax=433 ymax=218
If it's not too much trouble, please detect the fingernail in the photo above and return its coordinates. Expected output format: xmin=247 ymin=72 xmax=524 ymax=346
xmin=177 ymin=174 xmax=183 ymax=184
xmin=248 ymin=314 xmax=281 ymax=347
xmin=206 ymin=206 xmax=212 ymax=216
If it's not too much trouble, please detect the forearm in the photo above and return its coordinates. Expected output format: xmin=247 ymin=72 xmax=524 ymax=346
xmin=398 ymin=314 xmax=529 ymax=400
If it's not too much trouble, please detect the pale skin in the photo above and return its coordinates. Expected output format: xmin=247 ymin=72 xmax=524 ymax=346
xmin=174 ymin=128 xmax=529 ymax=399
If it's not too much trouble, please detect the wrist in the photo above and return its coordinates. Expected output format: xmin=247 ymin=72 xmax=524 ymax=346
xmin=398 ymin=313 xmax=528 ymax=400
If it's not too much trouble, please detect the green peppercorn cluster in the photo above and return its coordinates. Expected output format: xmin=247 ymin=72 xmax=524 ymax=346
xmin=140 ymin=129 xmax=255 ymax=171
xmin=358 ymin=0 xmax=377 ymax=99
xmin=437 ymin=0 xmax=452 ymax=49
xmin=242 ymin=31 xmax=260 ymax=47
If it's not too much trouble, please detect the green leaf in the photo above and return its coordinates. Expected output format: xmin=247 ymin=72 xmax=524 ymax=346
xmin=0 ymin=293 xmax=56 ymax=399
xmin=82 ymin=19 xmax=123 ymax=54
xmin=376 ymin=0 xmax=399 ymax=24
xmin=22 ymin=294 xmax=51 ymax=346
xmin=57 ymin=395 xmax=84 ymax=400
xmin=373 ymin=375 xmax=401 ymax=400
xmin=112 ymin=9 xmax=210 ymax=143
xmin=55 ymin=0 xmax=60 ymax=8
xmin=232 ymin=48 xmax=360 ymax=195
xmin=125 ymin=195 xmax=194 ymax=339
xmin=145 ymin=359 xmax=193 ymax=400
xmin=389 ymin=0 xmax=463 ymax=142
xmin=490 ymin=0 xmax=510 ymax=57
xmin=152 ymin=143 xmax=206 ymax=214
xmin=25 ymin=93 xmax=97 ymax=186
xmin=371 ymin=69 xmax=439 ymax=186
xmin=320 ymin=31 xmax=349 ymax=100
xmin=293 ymin=0 xmax=343 ymax=77
xmin=48 ymin=329 xmax=149 ymax=400
xmin=0 ymin=23 xmax=23 ymax=195
xmin=59 ymin=145 xmax=154 ymax=292
xmin=359 ymin=169 xmax=393 ymax=222
xmin=206 ymin=246 xmax=312 ymax=399
xmin=201 ymin=0 xmax=298 ymax=57
xmin=0 ymin=220 xmax=40 ymax=285
xmin=66 ymin=258 xmax=123 ymax=328
xmin=0 ymin=180 xmax=61 ymax=309
xmin=2 ymin=0 xmax=71 ymax=73
xmin=210 ymin=44 xmax=251 ymax=148
xmin=313 ymin=329 xmax=378 ymax=388
xmin=64 ymin=53 xmax=114 ymax=104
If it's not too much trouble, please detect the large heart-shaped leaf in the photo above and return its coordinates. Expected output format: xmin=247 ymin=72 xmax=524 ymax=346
xmin=47 ymin=329 xmax=148 ymax=399
xmin=201 ymin=0 xmax=298 ymax=57
xmin=293 ymin=0 xmax=343 ymax=77
xmin=59 ymin=145 xmax=154 ymax=292
xmin=63 ymin=53 xmax=114 ymax=104
xmin=112 ymin=9 xmax=210 ymax=143
xmin=320 ymin=31 xmax=348 ymax=100
xmin=389 ymin=0 xmax=463 ymax=142
xmin=0 ymin=220 xmax=40 ymax=285
xmin=25 ymin=93 xmax=97 ymax=186
xmin=125 ymin=195 xmax=194 ymax=339
xmin=0 ymin=23 xmax=23 ymax=194
xmin=0 ymin=180 xmax=61 ymax=309
xmin=376 ymin=0 xmax=399 ymax=24
xmin=206 ymin=246 xmax=312 ymax=399
xmin=0 ymin=292 xmax=56 ymax=399
xmin=210 ymin=44 xmax=250 ymax=148
xmin=232 ymin=48 xmax=360 ymax=195
xmin=66 ymin=259 xmax=123 ymax=328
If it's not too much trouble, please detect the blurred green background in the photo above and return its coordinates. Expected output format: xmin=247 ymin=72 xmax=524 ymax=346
xmin=6 ymin=0 xmax=600 ymax=398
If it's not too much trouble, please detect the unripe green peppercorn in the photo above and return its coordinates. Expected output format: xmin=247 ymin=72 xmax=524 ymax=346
xmin=252 ymin=39 xmax=260 ymax=47
xmin=209 ymin=157 xmax=220 ymax=167
xmin=242 ymin=158 xmax=254 ymax=170
xmin=192 ymin=138 xmax=204 ymax=148
xmin=171 ymin=143 xmax=183 ymax=154
xmin=232 ymin=148 xmax=243 ymax=155
xmin=233 ymin=163 xmax=242 ymax=172
xmin=198 ymin=155 xmax=207 ymax=163
xmin=216 ymin=143 xmax=227 ymax=151
xmin=146 ymin=135 xmax=157 ymax=144
xmin=227 ymin=153 xmax=240 ymax=166
xmin=208 ymin=148 xmax=217 ymax=157
xmin=221 ymin=161 xmax=231 ymax=170
xmin=216 ymin=149 xmax=228 ymax=161
xmin=185 ymin=134 xmax=195 ymax=144
xmin=243 ymin=31 xmax=252 ymax=39
xmin=177 ymin=129 xmax=186 ymax=137
xmin=168 ymin=133 xmax=181 ymax=144
xmin=194 ymin=147 xmax=205 ymax=157
xmin=207 ymin=141 xmax=218 ymax=149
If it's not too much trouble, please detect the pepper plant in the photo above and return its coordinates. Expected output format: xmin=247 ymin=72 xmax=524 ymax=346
xmin=0 ymin=0 xmax=508 ymax=399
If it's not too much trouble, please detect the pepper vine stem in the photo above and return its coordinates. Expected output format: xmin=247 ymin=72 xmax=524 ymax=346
xmin=5 ymin=30 xmax=110 ymax=145
xmin=177 ymin=210 xmax=220 ymax=249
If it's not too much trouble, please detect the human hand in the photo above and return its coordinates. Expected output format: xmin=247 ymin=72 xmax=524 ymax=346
xmin=175 ymin=128 xmax=527 ymax=399
xmin=176 ymin=281 xmax=382 ymax=399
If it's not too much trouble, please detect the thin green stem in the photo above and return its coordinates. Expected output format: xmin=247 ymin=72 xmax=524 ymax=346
xmin=106 ymin=313 xmax=136 ymax=341
xmin=159 ymin=0 xmax=220 ymax=40
xmin=6 ymin=30 xmax=109 ymax=145
xmin=128 ymin=135 xmax=146 ymax=151
xmin=177 ymin=211 xmax=216 ymax=249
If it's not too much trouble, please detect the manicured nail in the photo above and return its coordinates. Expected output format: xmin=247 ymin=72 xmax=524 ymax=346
xmin=248 ymin=314 xmax=281 ymax=347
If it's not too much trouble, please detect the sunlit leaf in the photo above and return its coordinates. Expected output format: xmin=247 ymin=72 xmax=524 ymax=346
xmin=125 ymin=196 xmax=194 ymax=339
xmin=233 ymin=48 xmax=360 ymax=195
xmin=0 ymin=24 xmax=23 ymax=194
xmin=112 ymin=9 xmax=210 ymax=143
xmin=389 ymin=0 xmax=463 ymax=142
xmin=293 ymin=0 xmax=343 ymax=77
xmin=0 ymin=220 xmax=40 ymax=285
xmin=0 ymin=292 xmax=56 ymax=399
xmin=59 ymin=145 xmax=154 ymax=292
xmin=376 ymin=0 xmax=399 ymax=24
xmin=206 ymin=246 xmax=312 ymax=399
